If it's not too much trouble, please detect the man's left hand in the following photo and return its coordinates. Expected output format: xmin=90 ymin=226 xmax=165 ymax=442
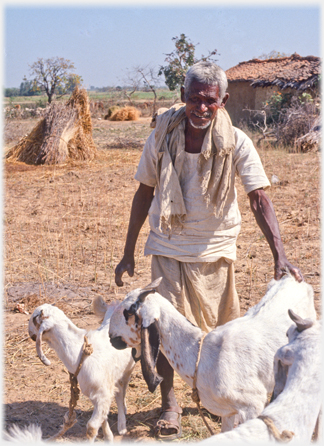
xmin=274 ymin=258 xmax=303 ymax=282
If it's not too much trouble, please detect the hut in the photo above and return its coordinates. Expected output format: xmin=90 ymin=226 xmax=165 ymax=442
xmin=225 ymin=53 xmax=320 ymax=125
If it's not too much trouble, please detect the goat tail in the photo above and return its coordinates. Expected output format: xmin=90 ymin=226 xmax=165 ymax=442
xmin=3 ymin=424 xmax=43 ymax=443
xmin=92 ymin=296 xmax=120 ymax=325
xmin=92 ymin=295 xmax=109 ymax=318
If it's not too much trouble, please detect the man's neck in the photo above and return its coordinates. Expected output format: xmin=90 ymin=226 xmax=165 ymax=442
xmin=184 ymin=118 xmax=209 ymax=153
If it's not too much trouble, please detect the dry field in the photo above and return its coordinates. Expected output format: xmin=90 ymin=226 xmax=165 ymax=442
xmin=3 ymin=115 xmax=321 ymax=442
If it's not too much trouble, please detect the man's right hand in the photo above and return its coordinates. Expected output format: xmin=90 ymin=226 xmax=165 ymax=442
xmin=115 ymin=256 xmax=135 ymax=287
xmin=114 ymin=183 xmax=154 ymax=287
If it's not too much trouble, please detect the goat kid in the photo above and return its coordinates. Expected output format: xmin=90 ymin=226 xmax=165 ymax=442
xmin=200 ymin=310 xmax=322 ymax=444
xmin=108 ymin=274 xmax=316 ymax=433
xmin=27 ymin=303 xmax=135 ymax=442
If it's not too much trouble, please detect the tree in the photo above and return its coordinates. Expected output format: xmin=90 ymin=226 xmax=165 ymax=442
xmin=122 ymin=68 xmax=142 ymax=105
xmin=4 ymin=87 xmax=20 ymax=97
xmin=123 ymin=65 xmax=161 ymax=113
xmin=134 ymin=65 xmax=161 ymax=114
xmin=19 ymin=80 xmax=40 ymax=96
xmin=158 ymin=34 xmax=219 ymax=91
xmin=24 ymin=57 xmax=83 ymax=103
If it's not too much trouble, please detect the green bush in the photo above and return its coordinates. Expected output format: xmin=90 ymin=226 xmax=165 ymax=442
xmin=263 ymin=91 xmax=291 ymax=123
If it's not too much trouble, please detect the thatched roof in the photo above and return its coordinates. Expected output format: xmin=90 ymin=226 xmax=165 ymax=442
xmin=226 ymin=53 xmax=321 ymax=90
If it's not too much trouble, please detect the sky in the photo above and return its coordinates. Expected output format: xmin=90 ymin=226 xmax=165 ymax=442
xmin=2 ymin=2 xmax=322 ymax=90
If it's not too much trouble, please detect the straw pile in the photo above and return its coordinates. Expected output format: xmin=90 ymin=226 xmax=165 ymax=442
xmin=109 ymin=106 xmax=141 ymax=121
xmin=104 ymin=105 xmax=121 ymax=120
xmin=5 ymin=88 xmax=97 ymax=165
xmin=295 ymin=116 xmax=321 ymax=153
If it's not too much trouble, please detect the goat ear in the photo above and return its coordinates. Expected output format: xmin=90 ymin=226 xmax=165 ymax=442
xmin=33 ymin=309 xmax=47 ymax=329
xmin=288 ymin=309 xmax=314 ymax=332
xmin=143 ymin=277 xmax=163 ymax=290
xmin=272 ymin=358 xmax=288 ymax=400
xmin=36 ymin=325 xmax=51 ymax=366
xmin=140 ymin=321 xmax=163 ymax=393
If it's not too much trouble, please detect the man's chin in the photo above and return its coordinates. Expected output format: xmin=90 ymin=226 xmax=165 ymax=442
xmin=188 ymin=118 xmax=211 ymax=130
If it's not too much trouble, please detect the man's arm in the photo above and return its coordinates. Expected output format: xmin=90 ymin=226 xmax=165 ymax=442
xmin=115 ymin=183 xmax=154 ymax=287
xmin=248 ymin=188 xmax=303 ymax=282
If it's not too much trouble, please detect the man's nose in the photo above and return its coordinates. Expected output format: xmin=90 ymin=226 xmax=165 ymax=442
xmin=197 ymin=101 xmax=208 ymax=112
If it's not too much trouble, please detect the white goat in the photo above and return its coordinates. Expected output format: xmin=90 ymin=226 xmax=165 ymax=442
xmin=3 ymin=424 xmax=43 ymax=443
xmin=108 ymin=274 xmax=316 ymax=433
xmin=27 ymin=303 xmax=135 ymax=442
xmin=200 ymin=310 xmax=322 ymax=444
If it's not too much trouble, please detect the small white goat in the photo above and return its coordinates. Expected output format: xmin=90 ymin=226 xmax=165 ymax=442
xmin=27 ymin=303 xmax=135 ymax=442
xmin=200 ymin=309 xmax=322 ymax=444
xmin=108 ymin=274 xmax=316 ymax=432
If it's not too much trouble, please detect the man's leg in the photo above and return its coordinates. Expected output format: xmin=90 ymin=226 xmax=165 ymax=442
xmin=154 ymin=353 xmax=182 ymax=438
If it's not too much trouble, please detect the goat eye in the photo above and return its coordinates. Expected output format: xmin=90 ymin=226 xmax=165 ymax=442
xmin=123 ymin=309 xmax=129 ymax=323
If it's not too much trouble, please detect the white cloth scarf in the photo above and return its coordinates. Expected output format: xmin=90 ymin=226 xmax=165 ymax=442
xmin=153 ymin=104 xmax=235 ymax=236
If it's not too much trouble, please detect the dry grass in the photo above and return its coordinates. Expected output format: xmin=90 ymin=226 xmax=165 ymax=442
xmin=3 ymin=116 xmax=321 ymax=442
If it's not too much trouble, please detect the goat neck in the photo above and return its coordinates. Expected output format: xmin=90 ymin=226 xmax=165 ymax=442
xmin=154 ymin=296 xmax=203 ymax=387
xmin=44 ymin=317 xmax=87 ymax=374
xmin=261 ymin=325 xmax=321 ymax=441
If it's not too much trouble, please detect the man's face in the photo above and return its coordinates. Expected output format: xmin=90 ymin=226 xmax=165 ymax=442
xmin=181 ymin=81 xmax=228 ymax=130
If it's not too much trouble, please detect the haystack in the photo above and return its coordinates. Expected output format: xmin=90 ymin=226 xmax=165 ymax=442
xmin=295 ymin=116 xmax=321 ymax=153
xmin=109 ymin=106 xmax=141 ymax=121
xmin=104 ymin=105 xmax=121 ymax=120
xmin=5 ymin=88 xmax=97 ymax=165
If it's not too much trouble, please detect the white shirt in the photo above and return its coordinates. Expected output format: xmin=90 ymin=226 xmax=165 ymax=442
xmin=135 ymin=126 xmax=270 ymax=262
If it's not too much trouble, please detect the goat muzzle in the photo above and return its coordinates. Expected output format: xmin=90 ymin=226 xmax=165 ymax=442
xmin=110 ymin=336 xmax=128 ymax=350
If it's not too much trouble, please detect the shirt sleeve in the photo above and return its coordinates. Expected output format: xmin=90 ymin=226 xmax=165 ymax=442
xmin=134 ymin=130 xmax=158 ymax=187
xmin=233 ymin=127 xmax=271 ymax=194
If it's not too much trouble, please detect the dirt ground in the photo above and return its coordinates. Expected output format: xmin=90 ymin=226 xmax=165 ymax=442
xmin=3 ymin=114 xmax=321 ymax=442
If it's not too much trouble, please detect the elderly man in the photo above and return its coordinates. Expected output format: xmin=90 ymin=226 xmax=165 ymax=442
xmin=115 ymin=61 xmax=302 ymax=440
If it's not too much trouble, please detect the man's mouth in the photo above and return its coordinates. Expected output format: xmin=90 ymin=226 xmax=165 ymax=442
xmin=192 ymin=111 xmax=212 ymax=119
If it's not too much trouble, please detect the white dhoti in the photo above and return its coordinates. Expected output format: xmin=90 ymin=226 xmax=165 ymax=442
xmin=151 ymin=255 xmax=240 ymax=332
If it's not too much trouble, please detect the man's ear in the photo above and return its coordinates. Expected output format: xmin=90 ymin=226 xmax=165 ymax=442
xmin=180 ymin=86 xmax=186 ymax=103
xmin=220 ymin=92 xmax=229 ymax=108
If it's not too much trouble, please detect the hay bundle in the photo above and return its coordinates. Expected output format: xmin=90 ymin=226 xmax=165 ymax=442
xmin=5 ymin=88 xmax=97 ymax=165
xmin=109 ymin=106 xmax=141 ymax=121
xmin=295 ymin=116 xmax=321 ymax=153
xmin=104 ymin=105 xmax=121 ymax=120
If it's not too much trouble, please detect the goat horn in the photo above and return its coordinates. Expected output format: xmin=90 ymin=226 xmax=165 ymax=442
xmin=138 ymin=289 xmax=156 ymax=303
xmin=127 ymin=289 xmax=157 ymax=315
xmin=143 ymin=277 xmax=163 ymax=290
xmin=36 ymin=326 xmax=51 ymax=366
xmin=288 ymin=309 xmax=314 ymax=332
